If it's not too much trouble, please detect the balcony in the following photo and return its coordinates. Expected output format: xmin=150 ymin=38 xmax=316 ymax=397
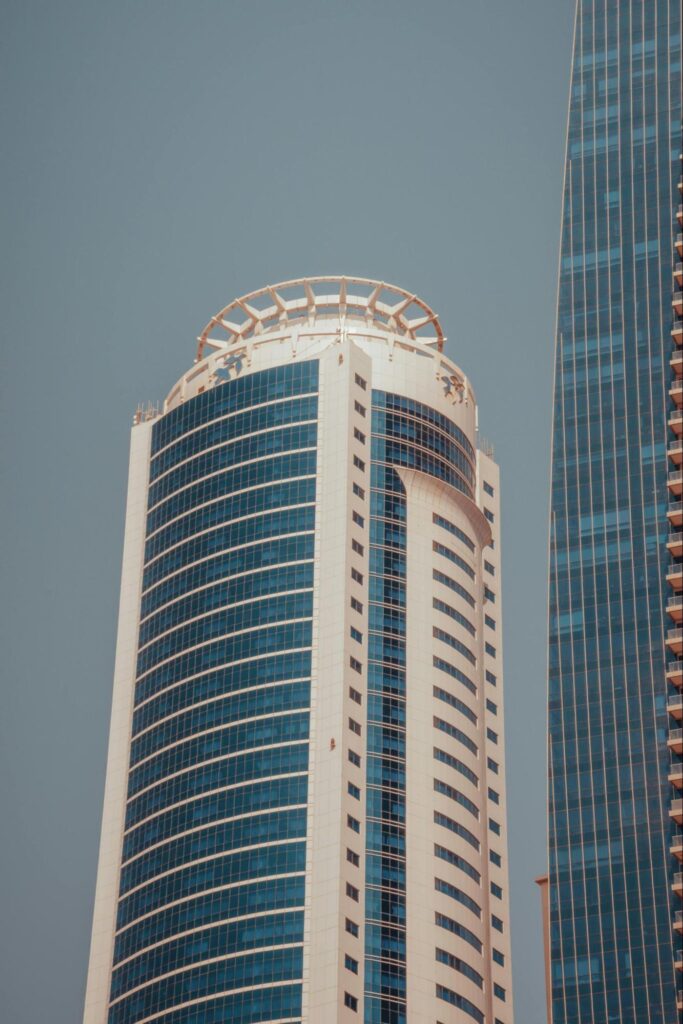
xmin=675 ymin=294 xmax=683 ymax=317
xmin=668 ymin=532 xmax=683 ymax=559
xmin=677 ymin=233 xmax=683 ymax=258
xmin=671 ymin=764 xmax=683 ymax=789
xmin=675 ymin=320 xmax=683 ymax=347
xmin=672 ymin=836 xmax=683 ymax=861
xmin=679 ymin=203 xmax=683 ymax=224
xmin=673 ymin=804 xmax=683 ymax=826
xmin=671 ymin=382 xmax=683 ymax=409
xmin=670 ymin=473 xmax=683 ymax=498
xmin=667 ymin=562 xmax=683 ymax=591
xmin=668 ymin=659 xmax=683 ymax=687
xmin=678 ymin=988 xmax=683 ymax=1012
xmin=669 ymin=597 xmax=683 ymax=624
xmin=670 ymin=442 xmax=683 ymax=467
xmin=669 ymin=503 xmax=683 ymax=529
xmin=670 ymin=729 xmax=683 ymax=755
xmin=673 ymin=350 xmax=683 ymax=376
xmin=676 ymin=910 xmax=683 ymax=933
xmin=667 ymin=629 xmax=683 ymax=655
xmin=671 ymin=696 xmax=683 ymax=720
xmin=676 ymin=262 xmax=683 ymax=288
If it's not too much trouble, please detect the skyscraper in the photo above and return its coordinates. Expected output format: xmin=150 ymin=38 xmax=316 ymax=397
xmin=83 ymin=277 xmax=514 ymax=1024
xmin=547 ymin=3 xmax=682 ymax=1023
xmin=666 ymin=147 xmax=683 ymax=1006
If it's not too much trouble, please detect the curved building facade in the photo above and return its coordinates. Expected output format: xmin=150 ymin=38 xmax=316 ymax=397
xmin=83 ymin=277 xmax=513 ymax=1024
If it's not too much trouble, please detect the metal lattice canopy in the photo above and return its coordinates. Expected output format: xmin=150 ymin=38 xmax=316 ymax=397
xmin=196 ymin=276 xmax=445 ymax=362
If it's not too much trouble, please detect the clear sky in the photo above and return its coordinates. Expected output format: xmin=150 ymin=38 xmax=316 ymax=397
xmin=0 ymin=2 xmax=576 ymax=1021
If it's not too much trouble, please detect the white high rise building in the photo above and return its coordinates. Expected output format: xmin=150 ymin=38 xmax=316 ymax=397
xmin=84 ymin=277 xmax=514 ymax=1024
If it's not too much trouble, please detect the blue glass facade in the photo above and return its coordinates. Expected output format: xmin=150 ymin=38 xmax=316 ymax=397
xmin=363 ymin=391 xmax=477 ymax=1024
xmin=108 ymin=360 xmax=318 ymax=1024
xmin=548 ymin=4 xmax=682 ymax=1023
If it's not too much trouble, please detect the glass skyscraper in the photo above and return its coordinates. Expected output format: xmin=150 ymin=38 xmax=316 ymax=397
xmin=548 ymin=3 xmax=682 ymax=1023
xmin=83 ymin=277 xmax=514 ymax=1023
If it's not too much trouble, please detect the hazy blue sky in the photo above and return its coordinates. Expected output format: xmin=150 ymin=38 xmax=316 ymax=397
xmin=1 ymin=2 xmax=575 ymax=1021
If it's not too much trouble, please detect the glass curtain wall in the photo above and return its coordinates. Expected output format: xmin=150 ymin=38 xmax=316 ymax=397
xmin=108 ymin=361 xmax=318 ymax=1024
xmin=548 ymin=3 xmax=682 ymax=1023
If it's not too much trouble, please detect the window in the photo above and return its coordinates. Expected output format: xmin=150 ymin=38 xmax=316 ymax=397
xmin=354 ymin=400 xmax=366 ymax=417
xmin=492 ymin=914 xmax=504 ymax=932
xmin=488 ymin=787 xmax=500 ymax=804
xmin=347 ymin=814 xmax=360 ymax=834
xmin=352 ymin=482 xmax=365 ymax=499
xmin=433 ymin=597 xmax=476 ymax=638
xmin=436 ymin=984 xmax=484 ymax=1022
xmin=483 ymin=481 xmax=494 ymax=497
xmin=353 ymin=427 xmax=366 ymax=444
xmin=348 ymin=749 xmax=361 ymax=767
xmin=354 ymin=373 xmax=367 ymax=390
xmin=352 ymin=510 xmax=365 ymax=528
xmin=484 ymin=560 xmax=495 ymax=575
xmin=345 ymin=918 xmax=359 ymax=937
xmin=349 ymin=717 xmax=361 ymax=735
xmin=347 ymin=848 xmax=360 ymax=867
xmin=487 ymin=727 xmax=498 ymax=744
xmin=435 ymin=947 xmax=484 ymax=989
xmin=344 ymin=992 xmax=358 ymax=1011
xmin=351 ymin=567 xmax=363 ymax=584
xmin=351 ymin=539 xmax=364 ymax=556
xmin=494 ymin=983 xmax=506 ymax=1002
xmin=433 ymin=746 xmax=478 ymax=788
xmin=433 ymin=625 xmax=476 ymax=668
xmin=493 ymin=949 xmax=505 ymax=966
xmin=350 ymin=626 xmax=363 ymax=644
xmin=433 ymin=568 xmax=475 ymax=609
xmin=484 ymin=508 xmax=495 ymax=523
xmin=488 ymin=757 xmax=499 ymax=774
xmin=434 ymin=876 xmax=481 ymax=918
xmin=434 ymin=715 xmax=477 ymax=758
xmin=486 ymin=699 xmax=497 ymax=715
xmin=350 ymin=596 xmax=363 ymax=613
xmin=434 ymin=778 xmax=479 ymax=819
xmin=434 ymin=809 xmax=479 ymax=852
xmin=489 ymin=817 xmax=501 ymax=835
xmin=435 ymin=910 xmax=482 ymax=954
xmin=345 ymin=953 xmax=359 ymax=973
xmin=349 ymin=656 xmax=362 ymax=674
xmin=433 ymin=684 xmax=477 ymax=726
xmin=490 ymin=850 xmax=502 ymax=867
xmin=348 ymin=782 xmax=361 ymax=800
xmin=433 ymin=540 xmax=475 ymax=580
xmin=484 ymin=586 xmax=496 ymax=603
xmin=353 ymin=454 xmax=365 ymax=472
xmin=433 ymin=654 xmax=476 ymax=696
xmin=349 ymin=686 xmax=362 ymax=704
xmin=485 ymin=615 xmax=496 ymax=630
xmin=435 ymin=843 xmax=481 ymax=884
xmin=491 ymin=882 xmax=503 ymax=899
xmin=485 ymin=643 xmax=497 ymax=658
xmin=432 ymin=512 xmax=475 ymax=553
xmin=486 ymin=670 xmax=497 ymax=686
